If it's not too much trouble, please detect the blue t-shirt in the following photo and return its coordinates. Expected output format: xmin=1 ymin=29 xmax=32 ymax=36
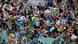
xmin=48 ymin=1 xmax=53 ymax=7
xmin=50 ymin=27 xmax=55 ymax=32
xmin=1 ymin=30 xmax=8 ymax=43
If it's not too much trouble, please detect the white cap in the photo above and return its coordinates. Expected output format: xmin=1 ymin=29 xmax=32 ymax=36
xmin=44 ymin=9 xmax=51 ymax=14
xmin=56 ymin=20 xmax=61 ymax=25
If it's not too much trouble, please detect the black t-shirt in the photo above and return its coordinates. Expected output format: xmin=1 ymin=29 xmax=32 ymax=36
xmin=73 ymin=29 xmax=78 ymax=36
xmin=48 ymin=1 xmax=53 ymax=7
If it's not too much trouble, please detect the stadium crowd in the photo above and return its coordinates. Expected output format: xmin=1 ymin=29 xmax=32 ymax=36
xmin=0 ymin=0 xmax=78 ymax=44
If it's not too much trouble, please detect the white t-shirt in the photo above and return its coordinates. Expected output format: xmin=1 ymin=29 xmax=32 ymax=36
xmin=71 ymin=34 xmax=77 ymax=40
xmin=56 ymin=20 xmax=61 ymax=25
